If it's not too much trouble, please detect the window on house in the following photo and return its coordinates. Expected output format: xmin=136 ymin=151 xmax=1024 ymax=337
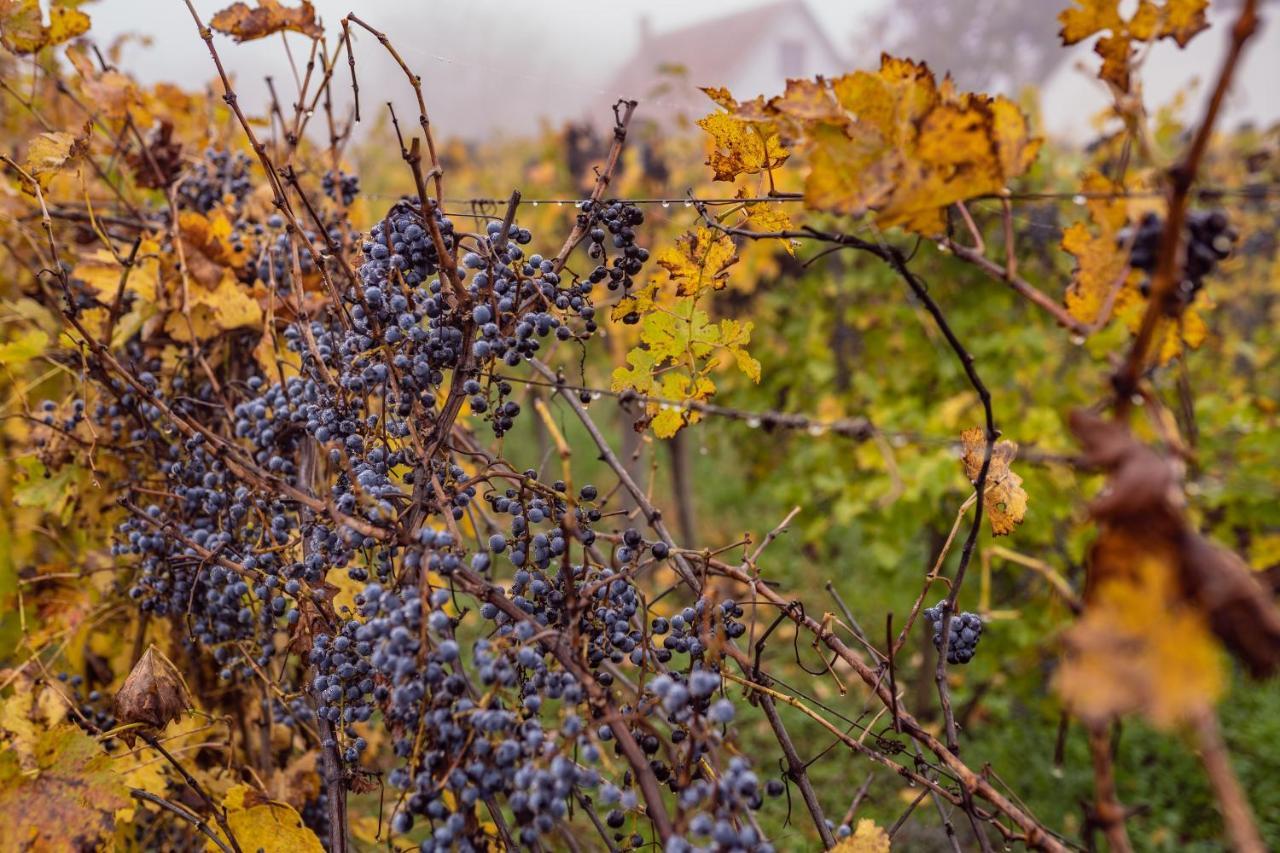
xmin=779 ymin=39 xmax=805 ymax=77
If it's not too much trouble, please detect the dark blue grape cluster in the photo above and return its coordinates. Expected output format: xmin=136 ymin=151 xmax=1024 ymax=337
xmin=1123 ymin=209 xmax=1236 ymax=305
xmin=925 ymin=600 xmax=983 ymax=664
xmin=322 ymin=170 xmax=359 ymax=206
xmin=662 ymin=755 xmax=784 ymax=853
xmin=177 ymin=148 xmax=253 ymax=213
xmin=581 ymin=199 xmax=648 ymax=293
xmin=652 ymin=597 xmax=747 ymax=660
xmin=93 ymin=177 xmax=790 ymax=850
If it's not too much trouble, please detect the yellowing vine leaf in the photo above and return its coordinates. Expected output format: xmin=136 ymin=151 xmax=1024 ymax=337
xmin=830 ymin=818 xmax=891 ymax=852
xmin=14 ymin=458 xmax=82 ymax=520
xmin=611 ymin=299 xmax=759 ymax=438
xmin=0 ymin=328 xmax=48 ymax=366
xmin=653 ymin=225 xmax=739 ymax=298
xmin=210 ymin=0 xmax=322 ymax=42
xmin=22 ymin=127 xmax=90 ymax=191
xmin=960 ymin=428 xmax=1028 ymax=536
xmin=1058 ymin=0 xmax=1210 ymax=91
xmin=1062 ymin=173 xmax=1203 ymax=364
xmin=0 ymin=0 xmax=90 ymax=54
xmin=207 ymin=784 xmax=325 ymax=853
xmin=704 ymin=58 xmax=1041 ymax=236
xmin=738 ymin=190 xmax=795 ymax=255
xmin=695 ymin=89 xmax=788 ymax=182
xmin=1061 ymin=179 xmax=1131 ymax=328
xmin=1113 ymin=283 xmax=1206 ymax=364
xmin=0 ymin=724 xmax=130 ymax=851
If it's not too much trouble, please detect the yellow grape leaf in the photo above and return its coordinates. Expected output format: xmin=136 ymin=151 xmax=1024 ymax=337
xmin=22 ymin=128 xmax=89 ymax=191
xmin=611 ymin=300 xmax=756 ymax=437
xmin=205 ymin=273 xmax=264 ymax=331
xmin=254 ymin=331 xmax=301 ymax=380
xmin=0 ymin=328 xmax=48 ymax=366
xmin=715 ymin=317 xmax=761 ymax=383
xmin=653 ymin=225 xmax=738 ymax=298
xmin=0 ymin=0 xmax=90 ymax=54
xmin=1062 ymin=173 xmax=1132 ymax=327
xmin=695 ymin=108 xmax=788 ymax=182
xmin=959 ymin=427 xmax=1028 ymax=536
xmin=209 ymin=0 xmax=322 ymax=42
xmin=14 ymin=458 xmax=82 ymax=519
xmin=1058 ymin=0 xmax=1209 ymax=91
xmin=804 ymin=123 xmax=897 ymax=219
xmin=1057 ymin=531 xmax=1222 ymax=728
xmin=0 ymin=724 xmax=131 ymax=851
xmin=112 ymin=747 xmax=169 ymax=825
xmin=72 ymin=240 xmax=162 ymax=306
xmin=990 ymin=96 xmax=1042 ymax=178
xmin=738 ymin=191 xmax=795 ymax=255
xmin=831 ymin=818 xmax=891 ymax=852
xmin=767 ymin=77 xmax=845 ymax=124
xmin=0 ymin=685 xmax=42 ymax=773
xmin=728 ymin=57 xmax=1040 ymax=236
xmin=178 ymin=210 xmax=238 ymax=288
xmin=208 ymin=784 xmax=324 ymax=852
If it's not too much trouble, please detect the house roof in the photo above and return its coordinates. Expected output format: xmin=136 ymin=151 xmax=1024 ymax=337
xmin=599 ymin=0 xmax=846 ymax=121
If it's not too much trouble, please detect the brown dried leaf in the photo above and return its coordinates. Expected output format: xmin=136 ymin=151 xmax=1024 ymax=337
xmin=1180 ymin=534 xmax=1280 ymax=678
xmin=210 ymin=0 xmax=322 ymax=42
xmin=113 ymin=645 xmax=190 ymax=744
xmin=1068 ymin=409 xmax=1183 ymax=526
xmin=128 ymin=119 xmax=183 ymax=189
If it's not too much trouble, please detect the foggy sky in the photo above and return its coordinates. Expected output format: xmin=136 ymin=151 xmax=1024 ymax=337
xmin=83 ymin=0 xmax=1280 ymax=142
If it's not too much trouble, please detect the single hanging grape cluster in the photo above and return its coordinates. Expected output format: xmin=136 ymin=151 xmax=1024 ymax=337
xmin=1123 ymin=210 xmax=1237 ymax=306
xmin=925 ymin=601 xmax=983 ymax=664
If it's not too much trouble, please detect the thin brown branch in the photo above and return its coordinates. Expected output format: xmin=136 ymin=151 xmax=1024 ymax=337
xmin=1087 ymin=723 xmax=1133 ymax=853
xmin=1192 ymin=709 xmax=1266 ymax=853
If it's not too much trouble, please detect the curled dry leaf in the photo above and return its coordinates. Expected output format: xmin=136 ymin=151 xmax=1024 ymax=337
xmin=127 ymin=119 xmax=183 ymax=189
xmin=959 ymin=427 xmax=1028 ymax=536
xmin=209 ymin=0 xmax=322 ymax=43
xmin=113 ymin=645 xmax=190 ymax=744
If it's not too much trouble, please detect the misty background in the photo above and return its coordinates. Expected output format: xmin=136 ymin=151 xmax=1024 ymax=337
xmin=87 ymin=0 xmax=1280 ymax=143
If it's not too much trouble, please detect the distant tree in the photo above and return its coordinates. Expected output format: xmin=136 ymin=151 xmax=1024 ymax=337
xmin=856 ymin=0 xmax=1063 ymax=92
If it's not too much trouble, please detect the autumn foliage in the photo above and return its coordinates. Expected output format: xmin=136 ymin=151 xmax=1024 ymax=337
xmin=1 ymin=0 xmax=1279 ymax=851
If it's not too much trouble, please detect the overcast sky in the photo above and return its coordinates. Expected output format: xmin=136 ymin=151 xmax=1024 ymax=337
xmin=84 ymin=0 xmax=1279 ymax=141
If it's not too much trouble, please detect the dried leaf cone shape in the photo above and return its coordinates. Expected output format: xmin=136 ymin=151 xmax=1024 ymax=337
xmin=113 ymin=645 xmax=190 ymax=744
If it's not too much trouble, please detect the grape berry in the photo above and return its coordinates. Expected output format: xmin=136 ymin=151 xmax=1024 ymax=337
xmin=924 ymin=601 xmax=983 ymax=665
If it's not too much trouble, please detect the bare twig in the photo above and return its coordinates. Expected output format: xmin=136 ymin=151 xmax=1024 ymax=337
xmin=1192 ymin=709 xmax=1266 ymax=853
xmin=1086 ymin=723 xmax=1133 ymax=853
xmin=130 ymin=789 xmax=235 ymax=853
